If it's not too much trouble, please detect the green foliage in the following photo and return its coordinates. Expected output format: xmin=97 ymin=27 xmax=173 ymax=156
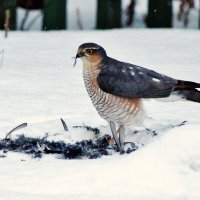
xmin=43 ymin=0 xmax=67 ymax=30
xmin=97 ymin=0 xmax=121 ymax=29
xmin=147 ymin=0 xmax=172 ymax=28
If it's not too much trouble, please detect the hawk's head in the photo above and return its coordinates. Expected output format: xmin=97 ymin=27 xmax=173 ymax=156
xmin=74 ymin=43 xmax=107 ymax=67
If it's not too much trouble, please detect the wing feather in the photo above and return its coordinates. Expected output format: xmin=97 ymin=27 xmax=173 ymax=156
xmin=97 ymin=58 xmax=177 ymax=98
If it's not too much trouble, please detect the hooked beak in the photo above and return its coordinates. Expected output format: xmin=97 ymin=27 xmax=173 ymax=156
xmin=73 ymin=51 xmax=85 ymax=67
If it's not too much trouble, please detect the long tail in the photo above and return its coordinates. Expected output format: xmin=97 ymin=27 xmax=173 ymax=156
xmin=173 ymin=80 xmax=200 ymax=103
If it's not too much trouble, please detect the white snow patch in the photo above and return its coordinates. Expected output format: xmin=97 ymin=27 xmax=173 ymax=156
xmin=0 ymin=30 xmax=199 ymax=200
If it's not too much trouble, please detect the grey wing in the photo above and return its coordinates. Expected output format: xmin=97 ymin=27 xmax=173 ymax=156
xmin=97 ymin=58 xmax=177 ymax=98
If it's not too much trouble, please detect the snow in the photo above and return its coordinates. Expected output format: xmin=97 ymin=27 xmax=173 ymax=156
xmin=67 ymin=0 xmax=96 ymax=30
xmin=0 ymin=29 xmax=200 ymax=199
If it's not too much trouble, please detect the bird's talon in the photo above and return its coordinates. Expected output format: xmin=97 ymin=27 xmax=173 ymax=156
xmin=119 ymin=125 xmax=125 ymax=150
xmin=107 ymin=137 xmax=115 ymax=145
xmin=109 ymin=122 xmax=125 ymax=151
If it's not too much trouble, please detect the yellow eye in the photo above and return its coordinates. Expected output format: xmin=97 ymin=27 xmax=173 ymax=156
xmin=86 ymin=49 xmax=93 ymax=55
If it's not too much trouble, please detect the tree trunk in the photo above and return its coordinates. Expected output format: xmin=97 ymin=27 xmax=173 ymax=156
xmin=43 ymin=0 xmax=67 ymax=30
xmin=0 ymin=0 xmax=16 ymax=30
xmin=146 ymin=0 xmax=172 ymax=28
xmin=97 ymin=0 xmax=121 ymax=29
xmin=199 ymin=0 xmax=200 ymax=29
xmin=17 ymin=0 xmax=44 ymax=10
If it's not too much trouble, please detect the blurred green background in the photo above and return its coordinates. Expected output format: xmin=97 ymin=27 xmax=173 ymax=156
xmin=0 ymin=0 xmax=199 ymax=32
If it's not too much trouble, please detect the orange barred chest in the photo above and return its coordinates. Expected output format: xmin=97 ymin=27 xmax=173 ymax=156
xmin=83 ymin=67 xmax=142 ymax=126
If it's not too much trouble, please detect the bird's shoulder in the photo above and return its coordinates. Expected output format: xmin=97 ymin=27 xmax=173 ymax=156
xmin=97 ymin=57 xmax=177 ymax=98
xmin=99 ymin=57 xmax=175 ymax=83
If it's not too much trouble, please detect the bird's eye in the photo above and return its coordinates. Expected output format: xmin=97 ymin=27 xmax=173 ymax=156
xmin=86 ymin=49 xmax=93 ymax=55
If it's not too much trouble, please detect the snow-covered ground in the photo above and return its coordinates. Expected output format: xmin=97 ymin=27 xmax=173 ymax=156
xmin=0 ymin=29 xmax=200 ymax=199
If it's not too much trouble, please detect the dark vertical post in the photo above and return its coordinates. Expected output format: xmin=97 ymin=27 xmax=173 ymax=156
xmin=43 ymin=0 xmax=67 ymax=30
xmin=0 ymin=0 xmax=16 ymax=30
xmin=0 ymin=1 xmax=5 ymax=30
xmin=199 ymin=0 xmax=200 ymax=29
xmin=9 ymin=2 xmax=16 ymax=30
xmin=146 ymin=0 xmax=172 ymax=28
xmin=97 ymin=0 xmax=121 ymax=29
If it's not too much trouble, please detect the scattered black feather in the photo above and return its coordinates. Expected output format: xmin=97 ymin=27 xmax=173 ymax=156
xmin=60 ymin=118 xmax=69 ymax=132
xmin=5 ymin=123 xmax=28 ymax=139
xmin=0 ymin=121 xmax=188 ymax=159
xmin=73 ymin=125 xmax=100 ymax=135
xmin=0 ymin=134 xmax=138 ymax=159
xmin=173 ymin=120 xmax=187 ymax=127
xmin=145 ymin=128 xmax=158 ymax=136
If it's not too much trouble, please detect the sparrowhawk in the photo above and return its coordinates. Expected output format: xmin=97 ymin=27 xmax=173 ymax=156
xmin=75 ymin=43 xmax=200 ymax=150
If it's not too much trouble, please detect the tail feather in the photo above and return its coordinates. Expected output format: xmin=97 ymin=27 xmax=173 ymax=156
xmin=174 ymin=80 xmax=200 ymax=90
xmin=176 ymin=89 xmax=200 ymax=103
xmin=174 ymin=80 xmax=200 ymax=103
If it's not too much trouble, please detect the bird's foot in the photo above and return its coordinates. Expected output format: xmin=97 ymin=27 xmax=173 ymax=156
xmin=109 ymin=122 xmax=125 ymax=151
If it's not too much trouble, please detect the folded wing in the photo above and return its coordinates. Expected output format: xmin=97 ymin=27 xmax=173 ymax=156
xmin=97 ymin=58 xmax=177 ymax=98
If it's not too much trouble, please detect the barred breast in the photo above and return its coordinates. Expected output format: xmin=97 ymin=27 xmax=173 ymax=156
xmin=83 ymin=67 xmax=144 ymax=127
